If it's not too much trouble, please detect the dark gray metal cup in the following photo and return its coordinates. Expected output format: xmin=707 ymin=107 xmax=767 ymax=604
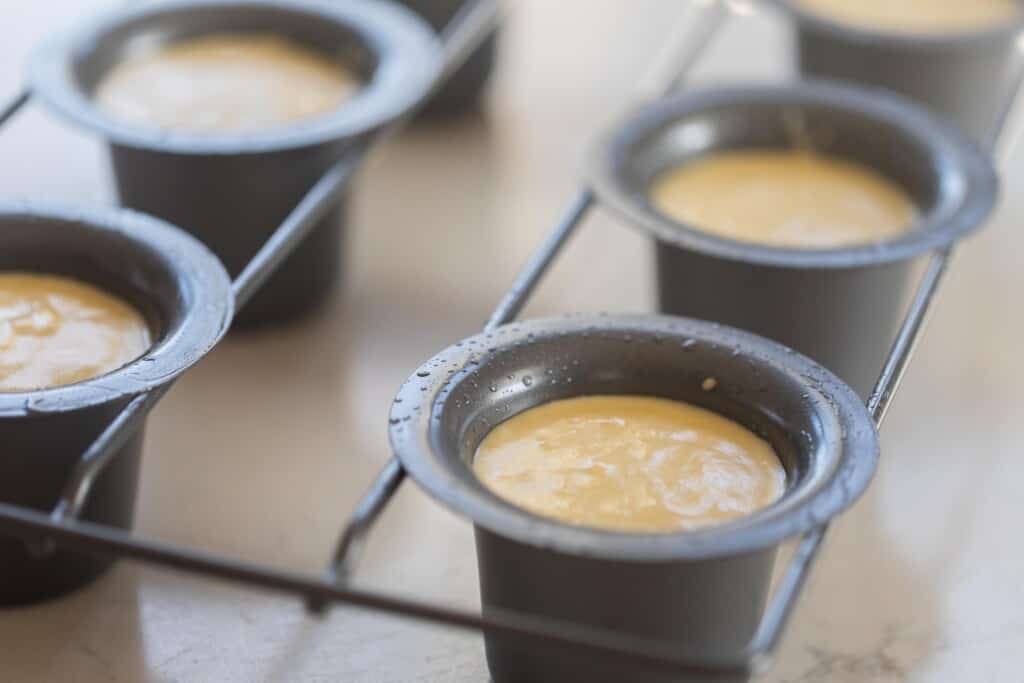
xmin=390 ymin=315 xmax=878 ymax=683
xmin=589 ymin=82 xmax=997 ymax=398
xmin=29 ymin=0 xmax=441 ymax=327
xmin=772 ymin=0 xmax=1024 ymax=139
xmin=0 ymin=204 xmax=232 ymax=605
xmin=390 ymin=0 xmax=497 ymax=116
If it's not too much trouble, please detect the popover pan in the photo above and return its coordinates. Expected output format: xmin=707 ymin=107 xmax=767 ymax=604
xmin=390 ymin=314 xmax=878 ymax=683
xmin=394 ymin=0 xmax=496 ymax=116
xmin=0 ymin=204 xmax=232 ymax=605
xmin=589 ymin=81 xmax=997 ymax=398
xmin=29 ymin=0 xmax=440 ymax=327
xmin=772 ymin=0 xmax=1024 ymax=140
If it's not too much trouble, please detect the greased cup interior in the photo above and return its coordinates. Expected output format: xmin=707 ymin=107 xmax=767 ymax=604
xmin=0 ymin=204 xmax=231 ymax=604
xmin=588 ymin=80 xmax=996 ymax=270
xmin=27 ymin=0 xmax=441 ymax=327
xmin=389 ymin=315 xmax=878 ymax=683
xmin=28 ymin=0 xmax=441 ymax=155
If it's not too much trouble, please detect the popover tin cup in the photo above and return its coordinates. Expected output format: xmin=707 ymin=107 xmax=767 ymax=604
xmin=589 ymin=81 xmax=997 ymax=398
xmin=29 ymin=0 xmax=441 ymax=327
xmin=389 ymin=314 xmax=878 ymax=683
xmin=771 ymin=0 xmax=1024 ymax=139
xmin=393 ymin=0 xmax=496 ymax=116
xmin=0 ymin=203 xmax=232 ymax=605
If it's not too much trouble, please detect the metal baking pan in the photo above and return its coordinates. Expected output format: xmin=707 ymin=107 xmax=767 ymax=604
xmin=394 ymin=0 xmax=496 ymax=116
xmin=589 ymin=80 xmax=997 ymax=397
xmin=771 ymin=0 xmax=1024 ymax=139
xmin=390 ymin=314 xmax=878 ymax=683
xmin=28 ymin=0 xmax=441 ymax=326
xmin=0 ymin=203 xmax=231 ymax=604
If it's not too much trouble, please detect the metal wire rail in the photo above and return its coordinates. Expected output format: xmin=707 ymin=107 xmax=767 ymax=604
xmin=0 ymin=0 xmax=1020 ymax=678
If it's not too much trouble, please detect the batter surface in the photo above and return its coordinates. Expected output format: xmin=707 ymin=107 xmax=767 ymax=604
xmin=473 ymin=395 xmax=786 ymax=533
xmin=95 ymin=34 xmax=360 ymax=133
xmin=0 ymin=273 xmax=152 ymax=392
xmin=794 ymin=0 xmax=1020 ymax=35
xmin=650 ymin=150 xmax=916 ymax=249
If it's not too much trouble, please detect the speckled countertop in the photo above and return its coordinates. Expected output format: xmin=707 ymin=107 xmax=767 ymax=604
xmin=1 ymin=1 xmax=1022 ymax=681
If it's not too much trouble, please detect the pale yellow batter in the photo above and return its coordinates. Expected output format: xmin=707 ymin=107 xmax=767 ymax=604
xmin=0 ymin=273 xmax=152 ymax=392
xmin=795 ymin=0 xmax=1020 ymax=34
xmin=650 ymin=150 xmax=916 ymax=249
xmin=95 ymin=34 xmax=360 ymax=133
xmin=473 ymin=396 xmax=786 ymax=533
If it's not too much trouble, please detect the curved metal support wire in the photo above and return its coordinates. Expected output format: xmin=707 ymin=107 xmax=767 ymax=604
xmin=0 ymin=88 xmax=30 ymax=127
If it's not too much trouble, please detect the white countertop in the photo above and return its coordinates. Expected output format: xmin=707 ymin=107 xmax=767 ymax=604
xmin=2 ymin=1 xmax=1023 ymax=681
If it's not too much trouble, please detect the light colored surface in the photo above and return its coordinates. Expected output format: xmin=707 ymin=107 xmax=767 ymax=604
xmin=1 ymin=1 xmax=1023 ymax=681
